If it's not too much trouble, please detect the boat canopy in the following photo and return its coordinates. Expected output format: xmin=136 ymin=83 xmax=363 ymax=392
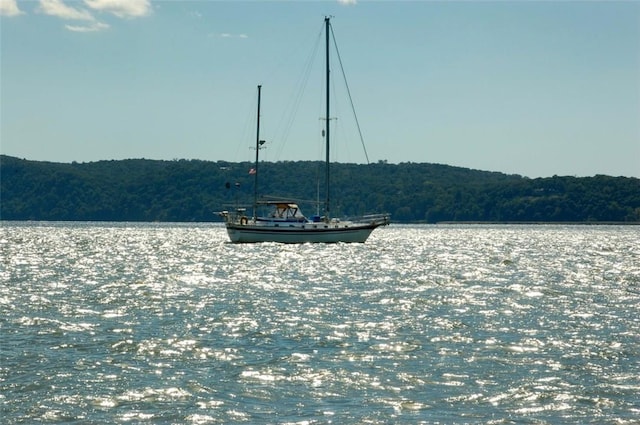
xmin=270 ymin=203 xmax=305 ymax=220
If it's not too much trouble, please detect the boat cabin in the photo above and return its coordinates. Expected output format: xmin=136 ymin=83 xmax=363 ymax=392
xmin=258 ymin=202 xmax=308 ymax=223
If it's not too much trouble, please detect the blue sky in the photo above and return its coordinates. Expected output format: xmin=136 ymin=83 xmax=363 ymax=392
xmin=1 ymin=0 xmax=638 ymax=178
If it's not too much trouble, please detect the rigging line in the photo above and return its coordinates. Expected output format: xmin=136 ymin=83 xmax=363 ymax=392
xmin=327 ymin=57 xmax=342 ymax=162
xmin=274 ymin=22 xmax=325 ymax=161
xmin=330 ymin=25 xmax=370 ymax=165
xmin=233 ymin=87 xmax=260 ymax=163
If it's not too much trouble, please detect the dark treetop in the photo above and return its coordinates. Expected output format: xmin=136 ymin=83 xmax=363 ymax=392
xmin=1 ymin=155 xmax=638 ymax=223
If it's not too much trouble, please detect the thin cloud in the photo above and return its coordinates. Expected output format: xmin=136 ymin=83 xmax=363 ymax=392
xmin=83 ymin=0 xmax=152 ymax=19
xmin=65 ymin=21 xmax=110 ymax=32
xmin=337 ymin=0 xmax=357 ymax=5
xmin=38 ymin=0 xmax=94 ymax=21
xmin=0 ymin=0 xmax=24 ymax=16
xmin=214 ymin=33 xmax=249 ymax=39
xmin=35 ymin=0 xmax=150 ymax=33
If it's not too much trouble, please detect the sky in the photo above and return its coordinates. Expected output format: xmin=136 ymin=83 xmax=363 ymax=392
xmin=1 ymin=0 xmax=639 ymax=178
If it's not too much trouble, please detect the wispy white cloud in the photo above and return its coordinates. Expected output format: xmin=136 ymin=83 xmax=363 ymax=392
xmin=83 ymin=0 xmax=151 ymax=19
xmin=0 ymin=0 xmax=24 ymax=16
xmin=337 ymin=0 xmax=357 ymax=5
xmin=38 ymin=0 xmax=94 ymax=21
xmin=35 ymin=0 xmax=150 ymax=32
xmin=65 ymin=21 xmax=110 ymax=32
xmin=214 ymin=33 xmax=248 ymax=39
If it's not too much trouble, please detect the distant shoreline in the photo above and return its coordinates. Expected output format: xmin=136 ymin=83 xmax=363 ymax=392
xmin=435 ymin=221 xmax=640 ymax=226
xmin=3 ymin=155 xmax=638 ymax=223
xmin=2 ymin=220 xmax=639 ymax=226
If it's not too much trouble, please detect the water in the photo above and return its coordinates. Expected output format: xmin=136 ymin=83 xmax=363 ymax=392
xmin=1 ymin=222 xmax=639 ymax=424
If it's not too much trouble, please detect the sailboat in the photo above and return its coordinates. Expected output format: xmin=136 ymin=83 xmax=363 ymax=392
xmin=219 ymin=17 xmax=390 ymax=243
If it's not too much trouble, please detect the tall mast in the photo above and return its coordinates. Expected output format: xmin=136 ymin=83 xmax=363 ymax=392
xmin=324 ymin=16 xmax=331 ymax=219
xmin=253 ymin=85 xmax=261 ymax=221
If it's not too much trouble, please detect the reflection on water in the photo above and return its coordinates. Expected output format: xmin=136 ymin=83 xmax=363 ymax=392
xmin=1 ymin=223 xmax=639 ymax=424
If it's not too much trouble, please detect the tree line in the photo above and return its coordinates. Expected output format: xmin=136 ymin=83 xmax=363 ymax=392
xmin=1 ymin=155 xmax=639 ymax=223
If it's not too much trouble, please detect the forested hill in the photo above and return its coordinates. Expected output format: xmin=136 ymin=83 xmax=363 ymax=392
xmin=1 ymin=155 xmax=639 ymax=223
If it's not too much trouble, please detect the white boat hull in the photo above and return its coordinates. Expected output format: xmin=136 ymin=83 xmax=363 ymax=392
xmin=225 ymin=219 xmax=387 ymax=243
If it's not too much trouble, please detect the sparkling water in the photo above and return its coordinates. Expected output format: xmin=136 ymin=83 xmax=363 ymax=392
xmin=1 ymin=222 xmax=639 ymax=424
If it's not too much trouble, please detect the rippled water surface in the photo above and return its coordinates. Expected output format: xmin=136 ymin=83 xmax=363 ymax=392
xmin=1 ymin=222 xmax=639 ymax=424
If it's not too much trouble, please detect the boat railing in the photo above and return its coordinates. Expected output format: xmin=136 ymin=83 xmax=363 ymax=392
xmin=217 ymin=208 xmax=249 ymax=224
xmin=349 ymin=213 xmax=391 ymax=225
